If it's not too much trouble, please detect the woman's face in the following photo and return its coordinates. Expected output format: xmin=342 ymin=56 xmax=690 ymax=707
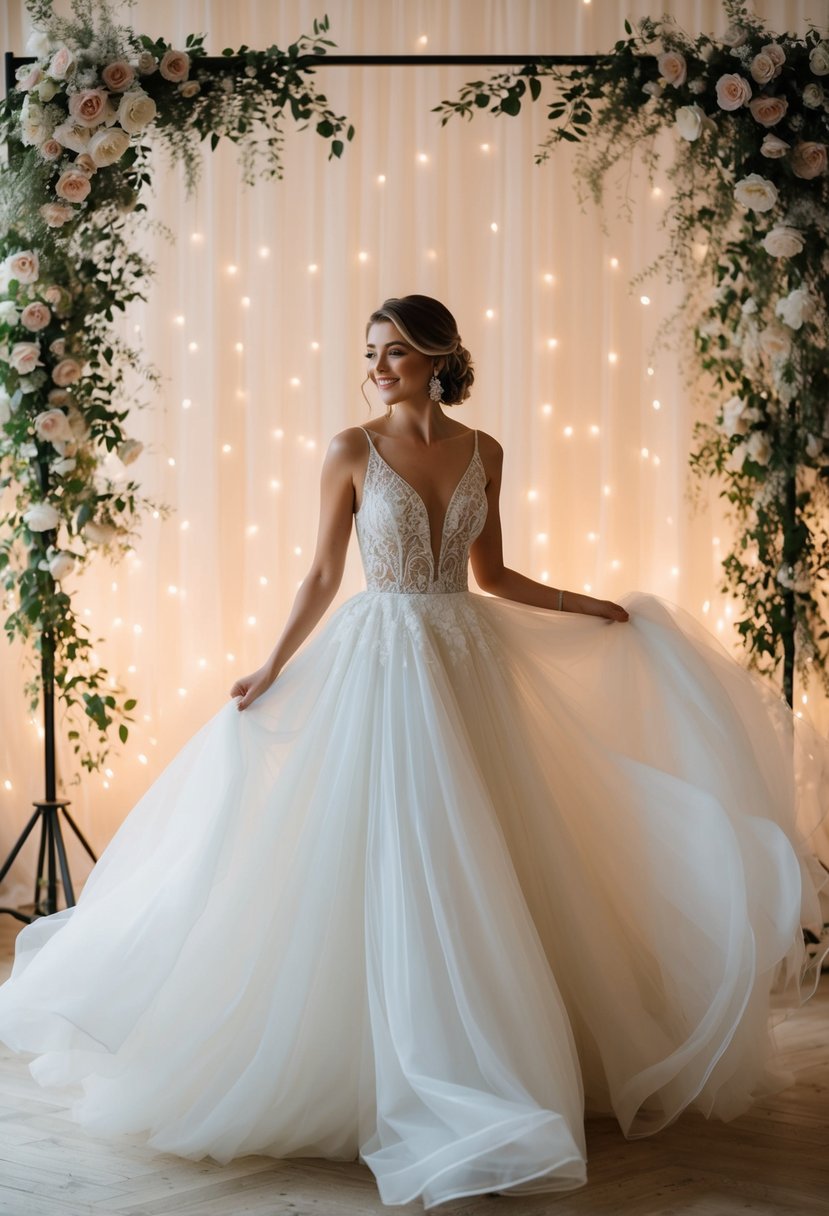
xmin=365 ymin=319 xmax=440 ymax=408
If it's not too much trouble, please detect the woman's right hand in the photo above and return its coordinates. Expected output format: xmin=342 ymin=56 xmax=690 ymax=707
xmin=229 ymin=664 xmax=278 ymax=711
xmin=596 ymin=599 xmax=629 ymax=623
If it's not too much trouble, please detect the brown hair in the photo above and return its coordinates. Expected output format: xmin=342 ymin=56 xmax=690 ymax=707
xmin=361 ymin=294 xmax=475 ymax=416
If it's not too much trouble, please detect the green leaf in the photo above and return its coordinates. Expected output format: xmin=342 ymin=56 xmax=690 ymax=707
xmin=500 ymin=94 xmax=521 ymax=116
xmin=119 ymin=723 xmax=128 ymax=743
xmin=474 ymin=93 xmax=491 ymax=108
xmin=316 ymin=118 xmax=334 ymax=136
xmin=210 ymin=131 xmax=219 ymax=151
xmin=624 ymin=18 xmax=633 ymax=34
xmin=331 ymin=139 xmax=344 ymax=157
xmin=124 ymin=698 xmax=137 ymax=711
xmin=529 ymin=77 xmax=541 ymax=101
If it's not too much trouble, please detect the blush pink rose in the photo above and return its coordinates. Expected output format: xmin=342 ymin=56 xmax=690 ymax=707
xmin=49 ymin=47 xmax=76 ymax=80
xmin=34 ymin=408 xmax=73 ymax=442
xmin=67 ymin=88 xmax=111 ymax=127
xmin=52 ymin=357 xmax=82 ymax=386
xmin=748 ymin=95 xmax=788 ymax=126
xmin=657 ymin=51 xmax=687 ymax=86
xmin=10 ymin=341 xmax=43 ymax=374
xmin=16 ymin=63 xmax=43 ymax=91
xmin=7 ymin=250 xmax=40 ymax=283
xmin=21 ymin=301 xmax=52 ymax=331
xmin=760 ymin=133 xmax=790 ymax=157
xmin=159 ymin=49 xmax=190 ymax=82
xmin=55 ymin=168 xmax=92 ymax=203
xmin=790 ymin=141 xmax=828 ymax=179
xmin=74 ymin=152 xmax=97 ymax=174
xmin=749 ymin=53 xmax=778 ymax=85
xmin=48 ymin=387 xmax=72 ymax=406
xmin=101 ymin=61 xmax=135 ymax=92
xmin=38 ymin=138 xmax=63 ymax=161
xmin=715 ymin=73 xmax=752 ymax=109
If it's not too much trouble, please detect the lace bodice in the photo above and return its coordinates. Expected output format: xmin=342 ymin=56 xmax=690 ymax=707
xmin=354 ymin=427 xmax=488 ymax=594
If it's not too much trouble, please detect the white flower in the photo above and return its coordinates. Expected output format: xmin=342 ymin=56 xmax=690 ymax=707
xmin=741 ymin=297 xmax=758 ymax=315
xmin=762 ymin=43 xmax=786 ymax=71
xmin=88 ymin=126 xmax=131 ymax=166
xmin=688 ymin=78 xmax=707 ymax=94
xmin=775 ymin=288 xmax=814 ymax=330
xmin=776 ymin=562 xmax=810 ymax=592
xmin=749 ymin=53 xmax=777 ymax=85
xmin=20 ymin=95 xmax=51 ymax=147
xmin=48 ymin=551 xmax=76 ymax=579
xmin=721 ymin=25 xmax=748 ymax=48
xmin=178 ymin=80 xmax=200 ymax=98
xmin=117 ymin=89 xmax=157 ymax=135
xmin=117 ymin=438 xmax=144 ymax=465
xmin=83 ymin=520 xmax=118 ymax=544
xmin=0 ymin=300 xmax=20 ymax=326
xmin=675 ymin=104 xmax=705 ymax=140
xmin=809 ymin=42 xmax=829 ymax=76
xmin=9 ymin=341 xmax=43 ymax=374
xmin=642 ymin=80 xmax=665 ymax=98
xmin=762 ymin=225 xmax=804 ymax=257
xmin=34 ymin=408 xmax=73 ymax=443
xmin=25 ymin=29 xmax=52 ymax=58
xmin=745 ymin=431 xmax=771 ymax=465
xmin=759 ymin=324 xmax=792 ymax=357
xmin=734 ymin=173 xmax=778 ymax=212
xmin=137 ymin=51 xmax=158 ymax=75
xmin=803 ymin=83 xmax=825 ymax=108
xmin=0 ymin=388 xmax=12 ymax=425
xmin=23 ymin=502 xmax=61 ymax=531
xmin=36 ymin=78 xmax=59 ymax=102
xmin=715 ymin=72 xmax=752 ymax=110
xmin=52 ymin=120 xmax=92 ymax=153
xmin=719 ymin=394 xmax=750 ymax=437
xmin=805 ymin=434 xmax=823 ymax=460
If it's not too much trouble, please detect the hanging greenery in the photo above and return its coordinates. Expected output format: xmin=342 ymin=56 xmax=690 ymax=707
xmin=434 ymin=0 xmax=829 ymax=707
xmin=0 ymin=0 xmax=352 ymax=781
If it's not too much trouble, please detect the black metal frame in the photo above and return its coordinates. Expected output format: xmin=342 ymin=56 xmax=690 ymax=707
xmin=0 ymin=45 xmax=600 ymax=923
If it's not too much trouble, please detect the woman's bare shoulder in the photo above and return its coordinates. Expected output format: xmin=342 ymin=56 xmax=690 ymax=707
xmin=475 ymin=429 xmax=503 ymax=462
xmin=326 ymin=426 xmax=371 ymax=463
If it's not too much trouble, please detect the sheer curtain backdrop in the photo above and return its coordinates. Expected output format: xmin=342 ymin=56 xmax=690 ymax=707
xmin=1 ymin=0 xmax=827 ymax=904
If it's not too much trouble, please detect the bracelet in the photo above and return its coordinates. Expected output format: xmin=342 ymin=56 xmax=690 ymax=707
xmin=557 ymin=588 xmax=564 ymax=612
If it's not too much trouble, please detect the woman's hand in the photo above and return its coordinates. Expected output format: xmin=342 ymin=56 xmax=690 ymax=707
xmin=229 ymin=664 xmax=278 ymax=711
xmin=595 ymin=599 xmax=629 ymax=623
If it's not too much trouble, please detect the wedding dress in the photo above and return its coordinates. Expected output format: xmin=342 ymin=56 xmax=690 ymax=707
xmin=0 ymin=424 xmax=826 ymax=1208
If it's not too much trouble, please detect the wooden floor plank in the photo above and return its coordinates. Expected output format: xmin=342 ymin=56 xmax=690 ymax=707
xmin=0 ymin=917 xmax=826 ymax=1215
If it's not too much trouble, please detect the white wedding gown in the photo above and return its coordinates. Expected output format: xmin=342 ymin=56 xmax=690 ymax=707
xmin=0 ymin=425 xmax=826 ymax=1207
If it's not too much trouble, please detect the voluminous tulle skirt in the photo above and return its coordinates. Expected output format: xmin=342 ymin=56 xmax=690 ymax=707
xmin=0 ymin=589 xmax=825 ymax=1207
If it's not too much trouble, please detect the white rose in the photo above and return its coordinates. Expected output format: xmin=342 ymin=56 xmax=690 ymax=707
xmin=25 ymin=29 xmax=52 ymax=57
xmin=688 ymin=78 xmax=707 ymax=94
xmin=23 ymin=502 xmax=62 ymax=531
xmin=734 ymin=173 xmax=778 ymax=212
xmin=0 ymin=300 xmax=20 ymax=326
xmin=775 ymin=288 xmax=814 ymax=330
xmin=117 ymin=437 xmax=144 ymax=465
xmin=809 ymin=42 xmax=829 ymax=76
xmin=803 ymin=83 xmax=825 ymax=109
xmin=762 ymin=225 xmax=804 ymax=257
xmin=745 ymin=431 xmax=771 ymax=465
xmin=675 ymin=104 xmax=705 ymax=140
xmin=20 ymin=96 xmax=51 ymax=147
xmin=760 ymin=133 xmax=790 ymax=158
xmin=117 ymin=89 xmax=157 ymax=135
xmin=36 ymin=78 xmax=59 ymax=102
xmin=719 ymin=395 xmax=749 ymax=437
xmin=88 ymin=125 xmax=131 ymax=166
xmin=178 ymin=80 xmax=200 ymax=98
xmin=52 ymin=121 xmax=91 ymax=153
xmin=749 ymin=53 xmax=777 ymax=85
xmin=137 ymin=51 xmax=158 ymax=75
xmin=83 ymin=520 xmax=118 ymax=544
xmin=762 ymin=43 xmax=786 ymax=70
xmin=48 ymin=551 xmax=76 ymax=579
xmin=721 ymin=25 xmax=748 ymax=48
xmin=0 ymin=388 xmax=12 ymax=425
xmin=805 ymin=434 xmax=823 ymax=459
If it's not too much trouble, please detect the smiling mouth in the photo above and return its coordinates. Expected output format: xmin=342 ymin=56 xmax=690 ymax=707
xmin=376 ymin=379 xmax=398 ymax=386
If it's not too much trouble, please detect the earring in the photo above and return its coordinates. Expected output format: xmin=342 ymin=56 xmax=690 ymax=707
xmin=428 ymin=368 xmax=443 ymax=402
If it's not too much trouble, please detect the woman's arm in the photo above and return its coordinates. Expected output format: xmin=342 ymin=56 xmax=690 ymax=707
xmin=230 ymin=428 xmax=363 ymax=709
xmin=469 ymin=433 xmax=629 ymax=622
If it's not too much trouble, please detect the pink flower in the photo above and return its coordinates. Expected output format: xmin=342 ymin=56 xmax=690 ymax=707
xmin=74 ymin=152 xmax=97 ymax=175
xmin=657 ymin=51 xmax=687 ymax=86
xmin=760 ymin=133 xmax=790 ymax=158
xmin=49 ymin=47 xmax=76 ymax=80
xmin=715 ymin=73 xmax=752 ymax=110
xmin=790 ymin=141 xmax=828 ymax=179
xmin=34 ymin=408 xmax=73 ymax=442
xmin=52 ymin=357 xmax=82 ymax=386
xmin=159 ymin=49 xmax=190 ymax=82
xmin=55 ymin=168 xmax=92 ymax=203
xmin=67 ymin=88 xmax=112 ymax=128
xmin=749 ymin=54 xmax=778 ymax=85
xmin=20 ymin=302 xmax=52 ymax=331
xmin=6 ymin=250 xmax=40 ymax=283
xmin=748 ymin=95 xmax=788 ymax=127
xmin=10 ymin=341 xmax=43 ymax=374
xmin=101 ymin=61 xmax=135 ymax=92
xmin=38 ymin=139 xmax=63 ymax=161
xmin=15 ymin=63 xmax=43 ymax=91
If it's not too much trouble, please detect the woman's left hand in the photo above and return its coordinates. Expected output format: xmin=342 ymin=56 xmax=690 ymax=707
xmin=596 ymin=599 xmax=629 ymax=623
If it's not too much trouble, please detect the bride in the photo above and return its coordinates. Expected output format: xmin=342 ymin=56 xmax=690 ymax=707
xmin=0 ymin=293 xmax=825 ymax=1209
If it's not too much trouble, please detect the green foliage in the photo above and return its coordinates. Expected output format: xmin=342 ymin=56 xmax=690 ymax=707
xmin=432 ymin=0 xmax=829 ymax=702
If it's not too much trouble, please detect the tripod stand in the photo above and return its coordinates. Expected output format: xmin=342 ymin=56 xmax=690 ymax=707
xmin=0 ymin=626 xmax=97 ymax=923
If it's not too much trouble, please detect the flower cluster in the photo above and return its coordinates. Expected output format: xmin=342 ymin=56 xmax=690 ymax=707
xmin=435 ymin=0 xmax=829 ymax=704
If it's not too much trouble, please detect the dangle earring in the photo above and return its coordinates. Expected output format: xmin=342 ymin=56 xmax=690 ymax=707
xmin=428 ymin=365 xmax=444 ymax=403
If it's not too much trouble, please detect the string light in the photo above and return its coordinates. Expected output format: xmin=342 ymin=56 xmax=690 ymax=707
xmin=480 ymin=143 xmax=490 ymax=153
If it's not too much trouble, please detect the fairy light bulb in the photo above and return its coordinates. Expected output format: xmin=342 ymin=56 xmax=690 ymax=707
xmin=490 ymin=221 xmax=498 ymax=232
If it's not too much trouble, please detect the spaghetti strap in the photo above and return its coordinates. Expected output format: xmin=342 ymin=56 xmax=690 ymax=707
xmin=360 ymin=426 xmax=375 ymax=452
xmin=473 ymin=429 xmax=478 ymax=455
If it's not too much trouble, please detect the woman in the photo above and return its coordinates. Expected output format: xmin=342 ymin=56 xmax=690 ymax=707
xmin=0 ymin=294 xmax=825 ymax=1209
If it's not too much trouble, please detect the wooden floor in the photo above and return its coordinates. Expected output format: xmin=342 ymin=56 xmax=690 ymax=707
xmin=0 ymin=916 xmax=826 ymax=1216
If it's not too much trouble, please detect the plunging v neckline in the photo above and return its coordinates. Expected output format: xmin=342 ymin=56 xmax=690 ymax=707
xmin=361 ymin=428 xmax=478 ymax=574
